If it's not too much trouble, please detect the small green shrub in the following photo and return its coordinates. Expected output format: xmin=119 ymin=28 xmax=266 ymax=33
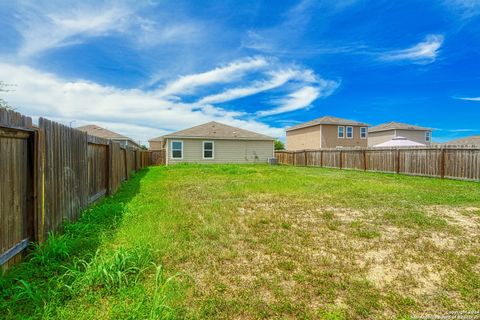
xmin=66 ymin=246 xmax=153 ymax=293
xmin=29 ymin=233 xmax=70 ymax=266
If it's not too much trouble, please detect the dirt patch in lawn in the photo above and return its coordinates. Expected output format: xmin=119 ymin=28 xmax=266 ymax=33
xmin=425 ymin=205 xmax=480 ymax=236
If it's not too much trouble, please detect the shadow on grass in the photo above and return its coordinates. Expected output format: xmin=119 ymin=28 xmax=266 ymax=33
xmin=0 ymin=168 xmax=150 ymax=318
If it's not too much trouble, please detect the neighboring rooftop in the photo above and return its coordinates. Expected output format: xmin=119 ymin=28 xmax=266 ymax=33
xmin=442 ymin=135 xmax=480 ymax=146
xmin=369 ymin=121 xmax=431 ymax=133
xmin=286 ymin=116 xmax=370 ymax=131
xmin=77 ymin=124 xmax=129 ymax=140
xmin=149 ymin=121 xmax=275 ymax=141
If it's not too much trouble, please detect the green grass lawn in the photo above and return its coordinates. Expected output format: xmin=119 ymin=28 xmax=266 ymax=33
xmin=1 ymin=164 xmax=480 ymax=319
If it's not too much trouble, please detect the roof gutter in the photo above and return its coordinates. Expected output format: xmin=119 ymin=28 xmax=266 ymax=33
xmin=163 ymin=136 xmax=275 ymax=141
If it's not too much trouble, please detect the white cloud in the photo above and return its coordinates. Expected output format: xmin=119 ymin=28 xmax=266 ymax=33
xmin=256 ymin=78 xmax=340 ymax=117
xmin=0 ymin=62 xmax=285 ymax=142
xmin=11 ymin=2 xmax=202 ymax=58
xmin=14 ymin=3 xmax=135 ymax=57
xmin=448 ymin=128 xmax=478 ymax=132
xmin=197 ymin=68 xmax=317 ymax=104
xmin=381 ymin=34 xmax=444 ymax=64
xmin=456 ymin=96 xmax=480 ymax=101
xmin=157 ymin=57 xmax=269 ymax=97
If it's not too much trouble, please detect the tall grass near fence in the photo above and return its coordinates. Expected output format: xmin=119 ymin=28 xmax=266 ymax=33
xmin=0 ymin=169 xmax=185 ymax=319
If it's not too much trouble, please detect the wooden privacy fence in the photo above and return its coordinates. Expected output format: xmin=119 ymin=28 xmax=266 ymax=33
xmin=275 ymin=147 xmax=480 ymax=182
xmin=1 ymin=108 xmax=153 ymax=270
xmin=150 ymin=149 xmax=166 ymax=166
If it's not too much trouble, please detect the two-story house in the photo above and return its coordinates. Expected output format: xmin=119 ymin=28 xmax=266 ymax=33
xmin=286 ymin=116 xmax=370 ymax=150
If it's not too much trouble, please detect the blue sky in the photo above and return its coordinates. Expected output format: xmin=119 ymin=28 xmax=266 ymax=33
xmin=1 ymin=0 xmax=479 ymax=144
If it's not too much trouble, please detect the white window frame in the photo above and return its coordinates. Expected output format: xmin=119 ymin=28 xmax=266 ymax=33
xmin=338 ymin=126 xmax=345 ymax=139
xmin=425 ymin=131 xmax=431 ymax=142
xmin=170 ymin=140 xmax=183 ymax=159
xmin=346 ymin=126 xmax=353 ymax=139
xmin=360 ymin=127 xmax=367 ymax=139
xmin=202 ymin=141 xmax=214 ymax=159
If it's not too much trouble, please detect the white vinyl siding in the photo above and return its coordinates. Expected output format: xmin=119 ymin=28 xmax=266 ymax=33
xmin=167 ymin=138 xmax=274 ymax=164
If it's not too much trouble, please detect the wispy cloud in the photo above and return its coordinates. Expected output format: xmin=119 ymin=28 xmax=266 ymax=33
xmin=14 ymin=3 xmax=136 ymax=57
xmin=11 ymin=2 xmax=203 ymax=58
xmin=155 ymin=56 xmax=338 ymax=117
xmin=242 ymin=0 xmax=360 ymax=55
xmin=381 ymin=34 xmax=444 ymax=64
xmin=454 ymin=96 xmax=480 ymax=101
xmin=157 ymin=57 xmax=269 ymax=97
xmin=443 ymin=0 xmax=480 ymax=20
xmin=197 ymin=68 xmax=316 ymax=104
xmin=257 ymin=80 xmax=339 ymax=117
xmin=448 ymin=128 xmax=478 ymax=132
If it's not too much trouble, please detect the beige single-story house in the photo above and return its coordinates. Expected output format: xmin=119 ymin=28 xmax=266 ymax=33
xmin=286 ymin=116 xmax=370 ymax=150
xmin=368 ymin=122 xmax=432 ymax=147
xmin=442 ymin=135 xmax=480 ymax=146
xmin=148 ymin=121 xmax=275 ymax=165
xmin=77 ymin=124 xmax=141 ymax=149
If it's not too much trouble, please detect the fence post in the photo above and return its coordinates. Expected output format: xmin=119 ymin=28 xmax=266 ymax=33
xmin=363 ymin=149 xmax=367 ymax=171
xmin=107 ymin=141 xmax=113 ymax=195
xmin=304 ymin=150 xmax=307 ymax=166
xmin=34 ymin=128 xmax=46 ymax=243
xmin=320 ymin=150 xmax=323 ymax=167
xmin=339 ymin=150 xmax=343 ymax=169
xmin=124 ymin=148 xmax=128 ymax=180
xmin=440 ymin=148 xmax=446 ymax=179
xmin=396 ymin=149 xmax=401 ymax=174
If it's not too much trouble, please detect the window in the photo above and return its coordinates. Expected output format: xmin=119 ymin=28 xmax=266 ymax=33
xmin=425 ymin=131 xmax=431 ymax=142
xmin=171 ymin=140 xmax=183 ymax=159
xmin=360 ymin=127 xmax=367 ymax=139
xmin=203 ymin=141 xmax=214 ymax=159
xmin=338 ymin=126 xmax=345 ymax=138
xmin=346 ymin=126 xmax=353 ymax=139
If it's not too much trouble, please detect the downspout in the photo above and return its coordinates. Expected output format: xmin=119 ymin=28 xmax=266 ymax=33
xmin=320 ymin=125 xmax=323 ymax=149
xmin=165 ymin=139 xmax=169 ymax=166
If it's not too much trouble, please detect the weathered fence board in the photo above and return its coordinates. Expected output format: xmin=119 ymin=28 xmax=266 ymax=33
xmin=0 ymin=109 xmax=35 ymax=270
xmin=88 ymin=143 xmax=108 ymax=203
xmin=275 ymin=147 xmax=480 ymax=182
xmin=150 ymin=149 xmax=166 ymax=166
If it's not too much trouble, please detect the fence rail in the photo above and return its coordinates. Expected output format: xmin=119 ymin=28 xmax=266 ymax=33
xmin=0 ymin=108 xmax=154 ymax=270
xmin=275 ymin=147 xmax=480 ymax=182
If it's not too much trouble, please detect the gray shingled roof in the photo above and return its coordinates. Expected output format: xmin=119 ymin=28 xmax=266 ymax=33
xmin=77 ymin=124 xmax=128 ymax=139
xmin=369 ymin=121 xmax=431 ymax=133
xmin=443 ymin=135 xmax=480 ymax=146
xmin=149 ymin=121 xmax=275 ymax=141
xmin=286 ymin=116 xmax=369 ymax=131
xmin=77 ymin=124 xmax=140 ymax=148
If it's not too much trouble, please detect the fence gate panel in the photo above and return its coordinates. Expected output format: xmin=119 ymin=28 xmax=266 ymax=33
xmin=0 ymin=126 xmax=35 ymax=269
